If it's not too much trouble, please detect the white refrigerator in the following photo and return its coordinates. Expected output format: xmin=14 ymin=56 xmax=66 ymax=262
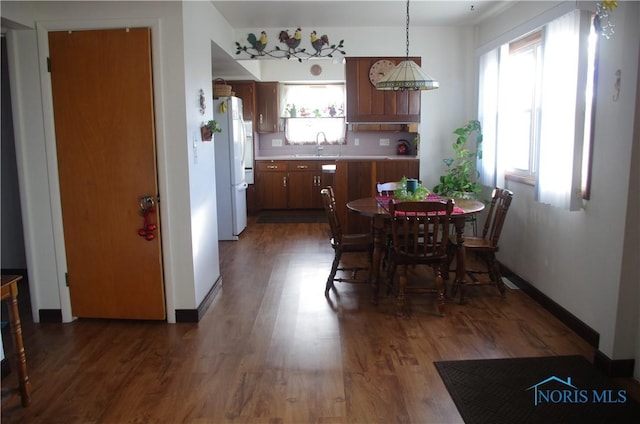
xmin=214 ymin=96 xmax=248 ymax=240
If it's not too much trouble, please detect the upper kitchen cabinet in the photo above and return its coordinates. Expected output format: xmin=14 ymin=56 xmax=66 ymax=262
xmin=256 ymin=82 xmax=280 ymax=133
xmin=345 ymin=57 xmax=421 ymax=123
xmin=230 ymin=80 xmax=256 ymax=126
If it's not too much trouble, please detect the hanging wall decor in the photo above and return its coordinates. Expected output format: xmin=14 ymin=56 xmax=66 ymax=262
xmin=235 ymin=29 xmax=346 ymax=62
xmin=198 ymin=89 xmax=206 ymax=115
xmin=594 ymin=1 xmax=618 ymax=39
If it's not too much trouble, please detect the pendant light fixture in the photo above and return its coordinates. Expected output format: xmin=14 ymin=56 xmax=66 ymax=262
xmin=375 ymin=0 xmax=440 ymax=91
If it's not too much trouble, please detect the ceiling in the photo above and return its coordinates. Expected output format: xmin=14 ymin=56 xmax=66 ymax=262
xmin=212 ymin=1 xmax=509 ymax=28
xmin=211 ymin=1 xmax=511 ymax=79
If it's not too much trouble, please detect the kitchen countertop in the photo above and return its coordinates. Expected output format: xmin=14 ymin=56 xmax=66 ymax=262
xmin=255 ymin=155 xmax=418 ymax=161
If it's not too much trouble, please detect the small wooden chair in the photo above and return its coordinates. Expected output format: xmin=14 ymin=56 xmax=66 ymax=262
xmin=376 ymin=181 xmax=400 ymax=196
xmin=386 ymin=199 xmax=453 ymax=316
xmin=321 ymin=187 xmax=373 ymax=294
xmin=453 ymin=187 xmax=514 ymax=302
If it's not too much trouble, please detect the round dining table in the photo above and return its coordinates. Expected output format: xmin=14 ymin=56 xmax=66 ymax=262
xmin=346 ymin=196 xmax=485 ymax=303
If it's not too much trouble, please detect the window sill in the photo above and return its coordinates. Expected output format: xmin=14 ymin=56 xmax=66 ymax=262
xmin=505 ymin=172 xmax=536 ymax=186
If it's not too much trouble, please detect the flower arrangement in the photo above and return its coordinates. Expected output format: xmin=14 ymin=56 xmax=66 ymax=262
xmin=394 ymin=176 xmax=431 ymax=201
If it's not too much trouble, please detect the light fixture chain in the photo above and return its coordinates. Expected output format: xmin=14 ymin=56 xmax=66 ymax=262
xmin=405 ymin=0 xmax=410 ymax=59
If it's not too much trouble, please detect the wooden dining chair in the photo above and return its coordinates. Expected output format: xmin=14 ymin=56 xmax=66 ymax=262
xmin=386 ymin=199 xmax=453 ymax=316
xmin=321 ymin=187 xmax=373 ymax=294
xmin=452 ymin=187 xmax=514 ymax=302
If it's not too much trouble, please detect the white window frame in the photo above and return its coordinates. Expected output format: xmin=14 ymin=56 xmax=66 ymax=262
xmin=280 ymin=83 xmax=346 ymax=145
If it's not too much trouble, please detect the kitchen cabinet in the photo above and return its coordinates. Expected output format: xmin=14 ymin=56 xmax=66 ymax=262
xmin=345 ymin=57 xmax=421 ymax=123
xmin=375 ymin=159 xmax=420 ymax=185
xmin=256 ymin=161 xmax=288 ymax=209
xmin=229 ymin=80 xmax=256 ymax=125
xmin=333 ymin=159 xmax=419 ymax=234
xmin=256 ymin=82 xmax=280 ymax=133
xmin=256 ymin=160 xmax=330 ymax=210
xmin=287 ymin=161 xmax=324 ymax=209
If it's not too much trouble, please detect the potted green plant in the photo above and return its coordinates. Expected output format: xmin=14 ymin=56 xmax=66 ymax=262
xmin=433 ymin=120 xmax=483 ymax=199
xmin=201 ymin=119 xmax=222 ymax=141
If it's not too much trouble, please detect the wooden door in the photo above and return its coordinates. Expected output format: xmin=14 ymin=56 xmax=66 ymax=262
xmin=48 ymin=28 xmax=165 ymax=320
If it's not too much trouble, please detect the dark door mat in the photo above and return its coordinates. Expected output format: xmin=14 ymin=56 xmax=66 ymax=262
xmin=434 ymin=355 xmax=640 ymax=424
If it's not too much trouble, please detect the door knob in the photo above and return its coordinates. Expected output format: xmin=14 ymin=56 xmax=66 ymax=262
xmin=138 ymin=195 xmax=157 ymax=241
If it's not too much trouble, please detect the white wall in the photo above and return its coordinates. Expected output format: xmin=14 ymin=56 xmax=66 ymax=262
xmin=182 ymin=1 xmax=223 ymax=306
xmin=476 ymin=1 xmax=640 ymax=367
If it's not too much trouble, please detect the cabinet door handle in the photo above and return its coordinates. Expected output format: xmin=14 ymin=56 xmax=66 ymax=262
xmin=267 ymin=165 xmax=278 ymax=169
xmin=259 ymin=113 xmax=263 ymax=124
xmin=297 ymin=165 xmax=308 ymax=169
xmin=283 ymin=176 xmax=287 ymax=187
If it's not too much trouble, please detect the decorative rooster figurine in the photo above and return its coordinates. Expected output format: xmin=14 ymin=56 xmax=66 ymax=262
xmin=310 ymin=31 xmax=329 ymax=55
xmin=246 ymin=31 xmax=267 ymax=54
xmin=279 ymin=28 xmax=302 ymax=51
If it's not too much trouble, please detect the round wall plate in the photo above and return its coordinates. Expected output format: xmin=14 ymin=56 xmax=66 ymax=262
xmin=310 ymin=64 xmax=322 ymax=76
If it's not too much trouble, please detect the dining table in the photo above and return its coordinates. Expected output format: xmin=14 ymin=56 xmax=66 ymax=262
xmin=346 ymin=195 xmax=485 ymax=303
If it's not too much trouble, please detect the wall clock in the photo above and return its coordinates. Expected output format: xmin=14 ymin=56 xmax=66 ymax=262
xmin=369 ymin=59 xmax=396 ymax=86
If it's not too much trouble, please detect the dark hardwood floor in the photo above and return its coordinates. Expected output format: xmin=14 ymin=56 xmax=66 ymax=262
xmin=2 ymin=215 xmax=638 ymax=423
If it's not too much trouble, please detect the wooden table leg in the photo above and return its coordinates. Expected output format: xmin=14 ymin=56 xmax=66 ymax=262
xmin=2 ymin=276 xmax=32 ymax=407
xmin=370 ymin=216 xmax=385 ymax=304
xmin=453 ymin=216 xmax=469 ymax=304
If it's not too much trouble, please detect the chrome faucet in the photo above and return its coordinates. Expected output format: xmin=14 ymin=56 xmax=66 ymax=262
xmin=315 ymin=132 xmax=327 ymax=156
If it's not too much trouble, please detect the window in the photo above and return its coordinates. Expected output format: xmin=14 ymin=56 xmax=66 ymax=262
xmin=280 ymin=84 xmax=346 ymax=145
xmin=502 ymin=31 xmax=543 ymax=179
xmin=478 ymin=9 xmax=596 ymax=211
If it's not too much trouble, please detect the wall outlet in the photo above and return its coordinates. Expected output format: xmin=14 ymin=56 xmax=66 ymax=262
xmin=272 ymin=138 xmax=283 ymax=147
xmin=380 ymin=138 xmax=390 ymax=146
xmin=354 ymin=138 xmax=360 ymax=146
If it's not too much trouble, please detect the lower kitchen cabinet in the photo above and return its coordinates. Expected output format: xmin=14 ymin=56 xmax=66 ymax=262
xmin=256 ymin=160 xmax=329 ymax=210
xmin=287 ymin=162 xmax=324 ymax=209
xmin=256 ymin=158 xmax=418 ymax=217
xmin=256 ymin=161 xmax=288 ymax=209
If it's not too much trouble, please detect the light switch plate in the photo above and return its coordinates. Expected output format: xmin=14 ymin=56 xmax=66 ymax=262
xmin=272 ymin=138 xmax=283 ymax=147
xmin=380 ymin=138 xmax=390 ymax=146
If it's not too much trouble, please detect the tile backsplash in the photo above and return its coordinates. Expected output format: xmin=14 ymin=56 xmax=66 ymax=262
xmin=257 ymin=130 xmax=418 ymax=158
